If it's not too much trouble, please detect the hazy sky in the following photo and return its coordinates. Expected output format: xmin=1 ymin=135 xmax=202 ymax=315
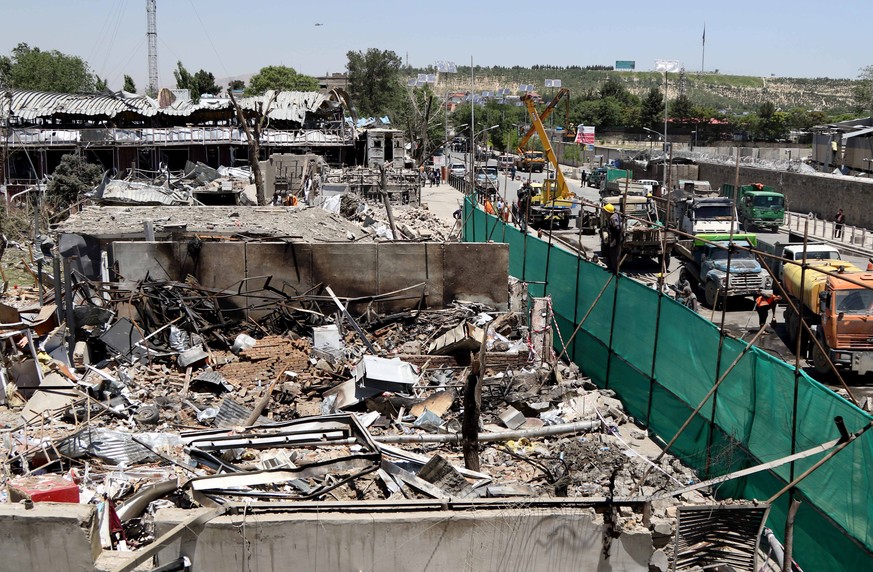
xmin=1 ymin=0 xmax=868 ymax=92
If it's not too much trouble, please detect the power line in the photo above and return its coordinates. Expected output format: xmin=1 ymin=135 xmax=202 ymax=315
xmin=186 ymin=0 xmax=230 ymax=78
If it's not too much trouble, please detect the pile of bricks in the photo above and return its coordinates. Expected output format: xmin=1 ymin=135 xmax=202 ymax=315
xmin=218 ymin=336 xmax=312 ymax=386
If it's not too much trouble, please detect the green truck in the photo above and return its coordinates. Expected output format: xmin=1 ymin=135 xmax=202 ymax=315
xmin=720 ymin=183 xmax=785 ymax=232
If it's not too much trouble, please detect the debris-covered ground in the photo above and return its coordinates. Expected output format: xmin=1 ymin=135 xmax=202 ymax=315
xmin=0 ymin=195 xmax=736 ymax=566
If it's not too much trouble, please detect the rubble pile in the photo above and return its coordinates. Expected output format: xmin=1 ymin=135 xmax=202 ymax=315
xmin=55 ymin=205 xmax=374 ymax=242
xmin=334 ymin=192 xmax=455 ymax=241
xmin=91 ymin=161 xmax=256 ymax=207
xmin=0 ymin=266 xmax=724 ymax=558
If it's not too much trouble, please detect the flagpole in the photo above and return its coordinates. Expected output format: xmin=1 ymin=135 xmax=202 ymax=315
xmin=701 ymin=23 xmax=705 ymax=74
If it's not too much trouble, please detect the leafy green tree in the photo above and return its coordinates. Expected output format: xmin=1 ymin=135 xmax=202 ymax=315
xmin=596 ymin=98 xmax=624 ymax=127
xmin=173 ymin=61 xmax=220 ymax=102
xmin=670 ymin=94 xmax=694 ymax=121
xmin=46 ymin=154 xmax=104 ymax=211
xmin=599 ymin=77 xmax=637 ymax=105
xmin=346 ymin=48 xmax=403 ymax=117
xmin=785 ymin=107 xmax=824 ymax=131
xmin=852 ymin=65 xmax=873 ymax=115
xmin=244 ymin=65 xmax=318 ymax=96
xmin=640 ymin=87 xmax=664 ymax=129
xmin=228 ymin=79 xmax=245 ymax=91
xmin=95 ymin=76 xmax=108 ymax=91
xmin=123 ymin=74 xmax=136 ymax=93
xmin=0 ymin=43 xmax=96 ymax=93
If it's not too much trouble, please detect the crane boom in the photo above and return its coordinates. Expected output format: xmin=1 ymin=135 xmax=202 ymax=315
xmin=520 ymin=94 xmax=571 ymax=199
xmin=517 ymin=87 xmax=570 ymax=151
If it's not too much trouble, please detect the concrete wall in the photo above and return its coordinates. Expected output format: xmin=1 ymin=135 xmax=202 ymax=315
xmin=153 ymin=506 xmax=653 ymax=572
xmin=695 ymin=163 xmax=873 ymax=228
xmin=0 ymin=503 xmax=101 ymax=571
xmin=112 ymin=241 xmax=509 ymax=314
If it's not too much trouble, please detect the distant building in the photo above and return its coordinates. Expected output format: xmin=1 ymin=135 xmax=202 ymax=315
xmin=0 ymin=89 xmax=356 ymax=187
xmin=811 ymin=117 xmax=873 ymax=172
xmin=317 ymin=73 xmax=349 ymax=94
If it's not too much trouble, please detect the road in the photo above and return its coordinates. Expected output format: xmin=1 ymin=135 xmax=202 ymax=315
xmin=447 ymin=151 xmax=873 ymax=404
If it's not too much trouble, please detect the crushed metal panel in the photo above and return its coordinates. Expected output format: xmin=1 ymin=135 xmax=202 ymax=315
xmin=427 ymin=321 xmax=485 ymax=355
xmin=671 ymin=504 xmax=770 ymax=572
xmin=183 ymin=414 xmax=380 ymax=500
xmin=215 ymin=397 xmax=269 ymax=428
xmin=355 ymin=355 xmax=418 ymax=393
xmin=56 ymin=427 xmax=156 ymax=466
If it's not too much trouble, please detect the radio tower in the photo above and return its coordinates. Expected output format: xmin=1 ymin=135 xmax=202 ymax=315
xmin=146 ymin=0 xmax=158 ymax=97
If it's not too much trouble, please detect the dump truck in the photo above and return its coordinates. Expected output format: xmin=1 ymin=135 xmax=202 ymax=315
xmin=674 ymin=196 xmax=741 ymax=236
xmin=674 ymin=233 xmax=771 ymax=308
xmin=782 ymin=259 xmax=873 ymax=375
xmin=721 ymin=183 xmax=785 ymax=232
xmin=516 ymin=150 xmax=545 ymax=172
xmin=600 ymin=195 xmax=675 ymax=264
xmin=756 ymin=238 xmax=842 ymax=283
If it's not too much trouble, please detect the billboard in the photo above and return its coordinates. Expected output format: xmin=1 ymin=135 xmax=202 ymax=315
xmin=615 ymin=61 xmax=635 ymax=71
xmin=575 ymin=124 xmax=595 ymax=145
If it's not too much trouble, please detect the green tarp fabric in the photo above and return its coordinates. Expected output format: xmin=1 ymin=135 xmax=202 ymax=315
xmin=463 ymin=196 xmax=873 ymax=571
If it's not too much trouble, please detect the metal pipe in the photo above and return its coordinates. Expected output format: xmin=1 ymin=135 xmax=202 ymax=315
xmin=374 ymin=420 xmax=598 ymax=444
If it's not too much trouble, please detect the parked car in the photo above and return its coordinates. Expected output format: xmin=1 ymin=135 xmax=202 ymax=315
xmin=450 ymin=163 xmax=466 ymax=177
xmin=475 ymin=165 xmax=500 ymax=193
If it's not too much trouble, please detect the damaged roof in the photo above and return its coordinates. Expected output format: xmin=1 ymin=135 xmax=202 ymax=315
xmin=6 ymin=89 xmax=336 ymax=124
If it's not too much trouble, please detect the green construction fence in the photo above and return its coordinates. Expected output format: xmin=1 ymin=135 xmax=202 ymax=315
xmin=463 ymin=196 xmax=873 ymax=571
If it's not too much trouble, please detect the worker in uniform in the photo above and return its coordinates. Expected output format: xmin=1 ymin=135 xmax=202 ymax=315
xmin=754 ymin=290 xmax=782 ymax=329
xmin=604 ymin=203 xmax=623 ymax=274
xmin=517 ymin=182 xmax=532 ymax=232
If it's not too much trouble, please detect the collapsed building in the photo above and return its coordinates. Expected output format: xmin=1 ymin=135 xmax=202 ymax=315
xmin=1 ymin=89 xmax=423 ymax=209
xmin=0 ymin=190 xmax=783 ymax=571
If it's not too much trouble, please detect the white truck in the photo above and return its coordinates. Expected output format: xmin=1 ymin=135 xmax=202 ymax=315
xmin=675 ymin=196 xmax=741 ymax=236
xmin=755 ymin=239 xmax=843 ymax=283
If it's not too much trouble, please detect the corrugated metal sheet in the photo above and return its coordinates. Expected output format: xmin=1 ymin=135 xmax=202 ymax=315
xmin=97 ymin=180 xmax=191 ymax=206
xmin=56 ymin=427 xmax=154 ymax=465
xmin=7 ymin=89 xmax=332 ymax=124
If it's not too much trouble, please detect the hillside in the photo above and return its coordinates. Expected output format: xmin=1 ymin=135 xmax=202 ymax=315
xmin=422 ymin=66 xmax=856 ymax=113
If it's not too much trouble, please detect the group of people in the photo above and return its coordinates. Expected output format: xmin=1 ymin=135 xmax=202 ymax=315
xmin=418 ymin=165 xmax=442 ymax=187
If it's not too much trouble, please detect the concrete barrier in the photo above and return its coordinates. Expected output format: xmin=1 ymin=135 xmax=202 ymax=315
xmin=0 ymin=502 xmax=101 ymax=571
xmin=152 ymin=505 xmax=654 ymax=572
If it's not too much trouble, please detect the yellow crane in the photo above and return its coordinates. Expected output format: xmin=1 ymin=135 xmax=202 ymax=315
xmin=519 ymin=92 xmax=573 ymax=203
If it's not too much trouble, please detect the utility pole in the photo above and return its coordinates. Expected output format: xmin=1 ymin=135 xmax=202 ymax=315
xmin=146 ymin=0 xmax=158 ymax=97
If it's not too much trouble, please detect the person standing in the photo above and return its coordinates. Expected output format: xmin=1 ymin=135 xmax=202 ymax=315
xmin=834 ymin=208 xmax=845 ymax=238
xmin=604 ymin=203 xmax=623 ymax=274
xmin=517 ymin=182 xmax=531 ymax=232
xmin=754 ymin=290 xmax=782 ymax=329
xmin=434 ymin=168 xmax=441 ymax=186
xmin=510 ymin=164 xmax=516 ymax=181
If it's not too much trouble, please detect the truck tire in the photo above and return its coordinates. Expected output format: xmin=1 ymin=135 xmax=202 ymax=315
xmin=784 ymin=308 xmax=798 ymax=345
xmin=811 ymin=342 xmax=831 ymax=376
xmin=705 ymin=282 xmax=720 ymax=309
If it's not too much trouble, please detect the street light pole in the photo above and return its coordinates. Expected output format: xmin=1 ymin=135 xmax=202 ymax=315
xmin=643 ymin=126 xmax=668 ymax=191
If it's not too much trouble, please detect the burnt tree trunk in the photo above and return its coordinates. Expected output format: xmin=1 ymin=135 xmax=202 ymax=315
xmin=228 ymin=90 xmax=276 ymax=206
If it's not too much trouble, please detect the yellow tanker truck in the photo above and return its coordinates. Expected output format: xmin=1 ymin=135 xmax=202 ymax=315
xmin=782 ymin=259 xmax=873 ymax=375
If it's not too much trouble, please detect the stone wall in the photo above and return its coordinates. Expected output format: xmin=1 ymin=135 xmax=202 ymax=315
xmin=695 ymin=163 xmax=873 ymax=228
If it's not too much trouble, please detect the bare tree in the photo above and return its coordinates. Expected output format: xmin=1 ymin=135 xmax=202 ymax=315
xmin=228 ymin=89 xmax=277 ymax=205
